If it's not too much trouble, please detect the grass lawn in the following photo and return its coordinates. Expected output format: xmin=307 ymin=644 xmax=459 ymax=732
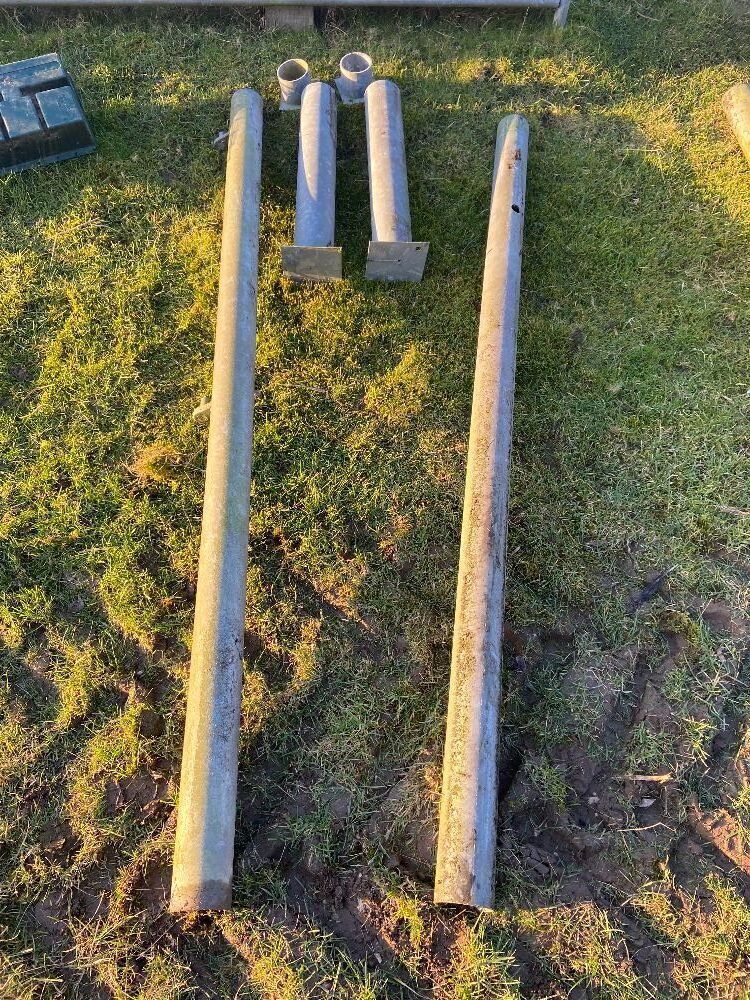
xmin=1 ymin=0 xmax=750 ymax=995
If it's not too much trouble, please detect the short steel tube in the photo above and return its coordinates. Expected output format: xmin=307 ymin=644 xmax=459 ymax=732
xmin=335 ymin=51 xmax=374 ymax=104
xmin=364 ymin=79 xmax=428 ymax=281
xmin=282 ymin=82 xmax=342 ymax=281
xmin=723 ymin=83 xmax=750 ymax=166
xmin=277 ymin=57 xmax=310 ymax=110
xmin=434 ymin=114 xmax=530 ymax=910
xmin=170 ymin=88 xmax=263 ymax=913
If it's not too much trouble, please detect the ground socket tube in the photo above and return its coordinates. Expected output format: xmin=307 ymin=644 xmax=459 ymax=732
xmin=364 ymin=79 xmax=428 ymax=282
xmin=277 ymin=57 xmax=311 ymax=110
xmin=282 ymin=81 xmax=342 ymax=281
xmin=335 ymin=51 xmax=373 ymax=104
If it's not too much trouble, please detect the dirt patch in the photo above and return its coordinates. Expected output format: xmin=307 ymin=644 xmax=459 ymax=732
xmin=131 ymin=860 xmax=172 ymax=917
xmin=697 ymin=599 xmax=747 ymax=639
xmin=73 ymin=868 xmax=114 ymax=922
xmin=687 ymin=802 xmax=750 ymax=880
xmin=33 ymin=889 xmax=70 ymax=943
xmin=104 ymin=768 xmax=171 ymax=823
xmin=367 ymin=751 xmax=440 ymax=883
xmin=499 ymin=610 xmax=748 ymax=911
xmin=40 ymin=820 xmax=80 ymax=865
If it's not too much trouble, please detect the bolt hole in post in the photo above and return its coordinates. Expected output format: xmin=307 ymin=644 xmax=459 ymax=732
xmin=277 ymin=58 xmax=310 ymax=110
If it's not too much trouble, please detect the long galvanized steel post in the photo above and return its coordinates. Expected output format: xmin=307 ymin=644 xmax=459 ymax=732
xmin=364 ymin=79 xmax=428 ymax=281
xmin=723 ymin=83 xmax=750 ymax=166
xmin=170 ymin=88 xmax=263 ymax=913
xmin=434 ymin=114 xmax=529 ymax=910
xmin=282 ymin=81 xmax=342 ymax=281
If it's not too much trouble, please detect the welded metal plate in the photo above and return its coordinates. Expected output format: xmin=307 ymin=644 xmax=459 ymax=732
xmin=282 ymin=245 xmax=343 ymax=281
xmin=365 ymin=240 xmax=429 ymax=282
xmin=0 ymin=53 xmax=95 ymax=176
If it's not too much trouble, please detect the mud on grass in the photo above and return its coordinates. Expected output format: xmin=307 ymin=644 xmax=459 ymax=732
xmin=2 ymin=0 xmax=750 ymax=996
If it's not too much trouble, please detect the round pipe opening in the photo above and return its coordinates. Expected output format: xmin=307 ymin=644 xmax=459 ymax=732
xmin=340 ymin=51 xmax=372 ymax=78
xmin=277 ymin=58 xmax=309 ymax=83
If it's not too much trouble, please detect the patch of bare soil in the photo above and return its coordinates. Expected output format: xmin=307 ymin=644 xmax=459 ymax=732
xmin=366 ymin=750 xmax=439 ymax=883
xmin=33 ymin=888 xmax=70 ymax=943
xmin=40 ymin=819 xmax=81 ymax=865
xmin=104 ymin=766 xmax=172 ymax=823
xmin=233 ymin=755 xmax=463 ymax=992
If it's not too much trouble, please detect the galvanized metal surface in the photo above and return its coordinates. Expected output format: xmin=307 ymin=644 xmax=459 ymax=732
xmin=283 ymin=81 xmax=342 ymax=281
xmin=364 ymin=79 xmax=428 ymax=282
xmin=723 ymin=83 xmax=750 ymax=167
xmin=170 ymin=88 xmax=263 ymax=914
xmin=335 ymin=51 xmax=373 ymax=105
xmin=434 ymin=114 xmax=529 ymax=910
xmin=277 ymin=57 xmax=310 ymax=110
xmin=282 ymin=245 xmax=342 ymax=280
xmin=552 ymin=0 xmax=570 ymax=25
xmin=365 ymin=240 xmax=429 ymax=281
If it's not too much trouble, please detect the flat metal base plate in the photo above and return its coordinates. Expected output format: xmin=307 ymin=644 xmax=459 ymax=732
xmin=282 ymin=245 xmax=343 ymax=281
xmin=365 ymin=241 xmax=429 ymax=282
xmin=334 ymin=77 xmax=365 ymax=105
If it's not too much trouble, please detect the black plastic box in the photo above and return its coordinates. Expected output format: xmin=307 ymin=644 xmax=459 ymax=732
xmin=0 ymin=53 xmax=95 ymax=176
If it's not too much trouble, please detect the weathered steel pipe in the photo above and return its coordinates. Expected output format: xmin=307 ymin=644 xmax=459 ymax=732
xmin=364 ymin=79 xmax=428 ymax=282
xmin=434 ymin=114 xmax=529 ymax=910
xmin=170 ymin=88 xmax=263 ymax=913
xmin=282 ymin=82 xmax=342 ymax=281
xmin=723 ymin=83 xmax=750 ymax=166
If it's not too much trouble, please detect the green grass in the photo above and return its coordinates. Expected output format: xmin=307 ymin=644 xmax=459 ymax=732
xmin=1 ymin=0 xmax=750 ymax=996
